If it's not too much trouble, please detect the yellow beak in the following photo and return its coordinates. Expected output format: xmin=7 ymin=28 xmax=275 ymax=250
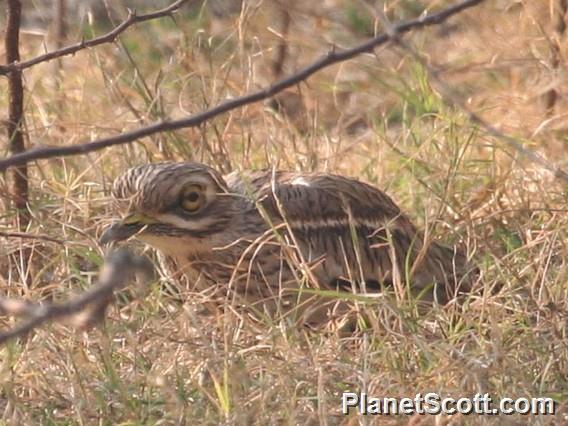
xmin=122 ymin=213 xmax=158 ymax=225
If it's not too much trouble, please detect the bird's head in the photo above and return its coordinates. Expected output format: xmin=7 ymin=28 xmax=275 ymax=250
xmin=100 ymin=162 xmax=237 ymax=257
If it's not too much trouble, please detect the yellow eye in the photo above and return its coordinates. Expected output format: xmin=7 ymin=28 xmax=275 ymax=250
xmin=181 ymin=184 xmax=205 ymax=212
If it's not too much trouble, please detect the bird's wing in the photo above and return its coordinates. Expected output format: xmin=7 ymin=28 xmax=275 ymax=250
xmin=225 ymin=169 xmax=417 ymax=234
xmin=224 ymin=170 xmax=473 ymax=301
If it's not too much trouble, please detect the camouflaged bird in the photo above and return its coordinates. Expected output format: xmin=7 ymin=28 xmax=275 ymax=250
xmin=101 ymin=162 xmax=475 ymax=323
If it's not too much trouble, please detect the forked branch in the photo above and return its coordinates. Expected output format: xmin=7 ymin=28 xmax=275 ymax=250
xmin=0 ymin=0 xmax=188 ymax=76
xmin=0 ymin=249 xmax=154 ymax=344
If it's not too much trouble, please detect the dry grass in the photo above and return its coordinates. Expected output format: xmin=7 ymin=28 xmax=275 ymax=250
xmin=1 ymin=0 xmax=567 ymax=424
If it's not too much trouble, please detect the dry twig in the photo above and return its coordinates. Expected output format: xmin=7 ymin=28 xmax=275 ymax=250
xmin=0 ymin=249 xmax=154 ymax=344
xmin=0 ymin=0 xmax=484 ymax=172
xmin=0 ymin=230 xmax=64 ymax=244
xmin=0 ymin=0 xmax=188 ymax=76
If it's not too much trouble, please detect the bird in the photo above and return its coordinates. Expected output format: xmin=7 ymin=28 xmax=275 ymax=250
xmin=100 ymin=162 xmax=475 ymax=325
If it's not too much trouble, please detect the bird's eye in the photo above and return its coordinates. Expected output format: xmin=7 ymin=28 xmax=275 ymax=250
xmin=181 ymin=184 xmax=205 ymax=212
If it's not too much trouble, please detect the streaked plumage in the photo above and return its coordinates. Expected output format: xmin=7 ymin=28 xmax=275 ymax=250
xmin=101 ymin=162 xmax=475 ymax=324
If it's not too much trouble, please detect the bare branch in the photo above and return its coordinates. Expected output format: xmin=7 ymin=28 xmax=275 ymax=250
xmin=0 ymin=0 xmax=188 ymax=76
xmin=0 ymin=0 xmax=485 ymax=172
xmin=5 ymin=0 xmax=29 ymax=230
xmin=0 ymin=249 xmax=154 ymax=345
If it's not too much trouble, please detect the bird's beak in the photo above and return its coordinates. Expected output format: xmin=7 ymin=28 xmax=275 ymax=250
xmin=100 ymin=213 xmax=157 ymax=245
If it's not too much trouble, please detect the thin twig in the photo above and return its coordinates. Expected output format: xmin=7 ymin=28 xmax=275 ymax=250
xmin=0 ymin=230 xmax=64 ymax=245
xmin=0 ymin=0 xmax=485 ymax=172
xmin=0 ymin=249 xmax=154 ymax=345
xmin=0 ymin=0 xmax=188 ymax=76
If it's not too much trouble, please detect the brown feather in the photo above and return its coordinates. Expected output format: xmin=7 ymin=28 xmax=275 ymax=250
xmin=103 ymin=163 xmax=477 ymax=324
